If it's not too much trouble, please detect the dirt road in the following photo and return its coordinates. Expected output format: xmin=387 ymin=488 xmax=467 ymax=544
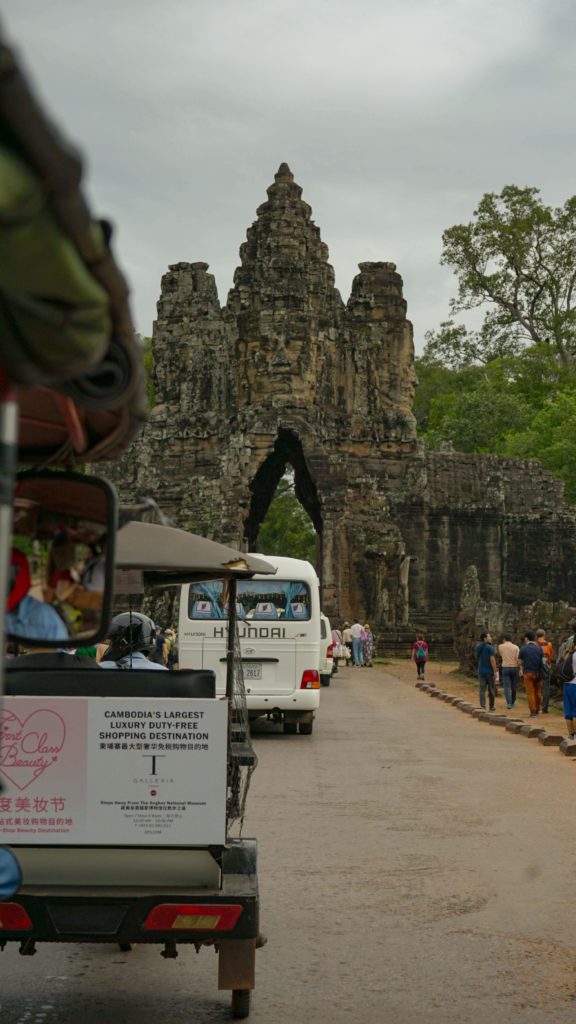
xmin=1 ymin=665 xmax=575 ymax=1023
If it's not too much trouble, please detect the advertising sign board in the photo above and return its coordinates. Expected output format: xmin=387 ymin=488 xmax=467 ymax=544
xmin=0 ymin=697 xmax=227 ymax=846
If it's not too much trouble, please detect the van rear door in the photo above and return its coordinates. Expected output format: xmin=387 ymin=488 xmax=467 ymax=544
xmin=239 ymin=634 xmax=297 ymax=696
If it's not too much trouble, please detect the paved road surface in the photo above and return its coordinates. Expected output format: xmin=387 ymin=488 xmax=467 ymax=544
xmin=1 ymin=666 xmax=575 ymax=1023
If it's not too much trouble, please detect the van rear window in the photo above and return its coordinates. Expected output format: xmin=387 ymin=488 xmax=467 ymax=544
xmin=188 ymin=580 xmax=311 ymax=621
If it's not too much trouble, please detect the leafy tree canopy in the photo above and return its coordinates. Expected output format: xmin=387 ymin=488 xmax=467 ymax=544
xmin=418 ymin=185 xmax=576 ymax=501
xmin=257 ymin=475 xmax=317 ymax=564
xmin=439 ymin=186 xmax=576 ymax=366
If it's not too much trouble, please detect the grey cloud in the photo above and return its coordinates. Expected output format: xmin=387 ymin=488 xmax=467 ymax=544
xmin=2 ymin=0 xmax=575 ymax=349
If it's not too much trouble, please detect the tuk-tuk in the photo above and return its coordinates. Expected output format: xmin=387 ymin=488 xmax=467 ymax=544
xmin=2 ymin=500 xmax=273 ymax=1018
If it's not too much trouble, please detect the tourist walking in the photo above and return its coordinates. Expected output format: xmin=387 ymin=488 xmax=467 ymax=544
xmin=362 ymin=624 xmax=374 ymax=667
xmin=350 ymin=619 xmax=364 ymax=666
xmin=475 ymin=631 xmax=497 ymax=711
xmin=518 ymin=631 xmax=544 ymax=717
xmin=498 ymin=634 xmax=519 ymax=709
xmin=411 ymin=633 xmax=428 ymax=680
xmin=342 ymin=621 xmax=353 ymax=662
xmin=535 ymin=628 xmax=553 ymax=713
xmin=151 ymin=625 xmax=167 ymax=666
xmin=561 ymin=643 xmax=576 ymax=740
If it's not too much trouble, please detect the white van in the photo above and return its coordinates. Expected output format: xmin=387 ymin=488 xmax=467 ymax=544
xmin=319 ymin=612 xmax=335 ymax=686
xmin=179 ymin=556 xmax=321 ymax=735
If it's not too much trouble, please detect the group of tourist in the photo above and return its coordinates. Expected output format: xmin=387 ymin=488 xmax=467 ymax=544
xmin=475 ymin=628 xmax=553 ymax=716
xmin=333 ymin=620 xmax=375 ymax=667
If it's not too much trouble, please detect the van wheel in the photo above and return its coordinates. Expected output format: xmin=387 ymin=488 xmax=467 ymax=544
xmin=320 ymin=674 xmax=331 ymax=687
xmin=299 ymin=720 xmax=313 ymax=735
xmin=283 ymin=721 xmax=298 ymax=734
xmin=231 ymin=989 xmax=251 ymax=1018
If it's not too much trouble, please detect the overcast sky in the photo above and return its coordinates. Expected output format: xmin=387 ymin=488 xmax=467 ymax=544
xmin=3 ymin=0 xmax=575 ymax=351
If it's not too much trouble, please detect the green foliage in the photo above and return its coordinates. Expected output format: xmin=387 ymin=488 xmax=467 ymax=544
xmin=504 ymin=393 xmax=576 ymax=502
xmin=418 ymin=342 xmax=576 ymax=498
xmin=257 ymin=477 xmax=317 ymax=563
xmin=440 ymin=185 xmax=576 ymax=365
xmin=420 ymin=186 xmax=576 ymax=500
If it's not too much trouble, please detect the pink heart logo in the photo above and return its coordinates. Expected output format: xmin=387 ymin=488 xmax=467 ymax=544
xmin=0 ymin=708 xmax=66 ymax=791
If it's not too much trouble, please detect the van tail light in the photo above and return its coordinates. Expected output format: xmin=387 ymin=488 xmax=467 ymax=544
xmin=327 ymin=643 xmax=334 ymax=659
xmin=142 ymin=903 xmax=243 ymax=932
xmin=0 ymin=904 xmax=33 ymax=930
xmin=300 ymin=670 xmax=320 ymax=689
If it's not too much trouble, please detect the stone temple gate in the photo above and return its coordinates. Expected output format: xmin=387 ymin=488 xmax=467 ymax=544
xmin=110 ymin=164 xmax=576 ymax=650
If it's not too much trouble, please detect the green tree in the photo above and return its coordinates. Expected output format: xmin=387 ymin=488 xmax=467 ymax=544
xmin=504 ymin=392 xmax=576 ymax=501
xmin=440 ymin=186 xmax=576 ymax=366
xmin=258 ymin=476 xmax=317 ymax=563
xmin=420 ymin=341 xmax=567 ymax=446
xmin=425 ymin=380 xmax=531 ymax=454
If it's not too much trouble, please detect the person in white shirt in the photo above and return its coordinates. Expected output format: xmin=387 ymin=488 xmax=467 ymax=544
xmin=498 ymin=635 xmax=519 ymax=709
xmin=350 ymin=619 xmax=364 ymax=667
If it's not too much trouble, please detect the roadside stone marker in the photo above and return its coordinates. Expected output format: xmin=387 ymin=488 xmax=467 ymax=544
xmin=538 ymin=733 xmax=564 ymax=747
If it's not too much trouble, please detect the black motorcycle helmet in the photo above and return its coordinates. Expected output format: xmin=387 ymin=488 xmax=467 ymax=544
xmin=103 ymin=611 xmax=155 ymax=663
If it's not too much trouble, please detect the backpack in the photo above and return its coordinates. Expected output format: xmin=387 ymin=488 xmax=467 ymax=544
xmin=415 ymin=642 xmax=427 ymax=661
xmin=538 ymin=641 xmax=551 ymax=682
xmin=555 ymin=638 xmax=576 ymax=684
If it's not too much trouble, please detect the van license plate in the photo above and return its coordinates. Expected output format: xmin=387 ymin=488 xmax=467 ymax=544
xmin=244 ymin=664 xmax=262 ymax=680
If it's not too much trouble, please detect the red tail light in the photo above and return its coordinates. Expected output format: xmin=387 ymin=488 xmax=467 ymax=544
xmin=300 ymin=669 xmax=320 ymax=689
xmin=0 ymin=904 xmax=33 ymax=930
xmin=327 ymin=643 xmax=334 ymax=659
xmin=142 ymin=903 xmax=243 ymax=932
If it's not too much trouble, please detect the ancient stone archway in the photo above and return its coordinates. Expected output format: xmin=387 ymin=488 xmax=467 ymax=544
xmin=244 ymin=427 xmax=322 ymax=553
xmin=108 ymin=164 xmax=576 ymax=651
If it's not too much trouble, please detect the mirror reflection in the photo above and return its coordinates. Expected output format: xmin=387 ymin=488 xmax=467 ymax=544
xmin=6 ymin=475 xmax=111 ymax=646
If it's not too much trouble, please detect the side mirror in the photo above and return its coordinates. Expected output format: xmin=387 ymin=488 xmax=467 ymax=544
xmin=7 ymin=471 xmax=116 ymax=648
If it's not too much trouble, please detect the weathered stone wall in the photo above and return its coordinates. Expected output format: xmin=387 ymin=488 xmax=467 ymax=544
xmin=105 ymin=164 xmax=576 ymax=650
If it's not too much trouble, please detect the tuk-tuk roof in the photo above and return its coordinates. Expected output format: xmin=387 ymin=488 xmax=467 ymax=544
xmin=116 ymin=521 xmax=277 ymax=584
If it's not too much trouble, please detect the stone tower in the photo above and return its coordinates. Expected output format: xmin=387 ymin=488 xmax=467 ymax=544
xmin=111 ymin=165 xmax=576 ymax=645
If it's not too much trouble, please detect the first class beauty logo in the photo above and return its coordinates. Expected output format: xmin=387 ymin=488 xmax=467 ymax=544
xmin=0 ymin=708 xmax=66 ymax=791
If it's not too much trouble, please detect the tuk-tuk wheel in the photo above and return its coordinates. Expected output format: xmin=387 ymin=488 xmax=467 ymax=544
xmin=283 ymin=720 xmax=298 ymax=734
xmin=231 ymin=989 xmax=251 ymax=1018
xmin=299 ymin=720 xmax=313 ymax=735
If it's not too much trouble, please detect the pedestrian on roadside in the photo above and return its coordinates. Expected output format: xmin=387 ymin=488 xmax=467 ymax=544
xmin=151 ymin=625 xmax=167 ymax=666
xmin=362 ymin=624 xmax=374 ymax=667
xmin=518 ymin=630 xmax=544 ymax=717
xmin=350 ymin=619 xmax=364 ymax=666
xmin=498 ymin=634 xmax=519 ymax=709
xmin=475 ymin=631 xmax=497 ymax=711
xmin=166 ymin=628 xmax=179 ymax=670
xmin=561 ymin=644 xmax=576 ymax=741
xmin=342 ymin=621 xmax=353 ymax=663
xmin=535 ymin=628 xmax=553 ymax=714
xmin=411 ymin=633 xmax=428 ymax=680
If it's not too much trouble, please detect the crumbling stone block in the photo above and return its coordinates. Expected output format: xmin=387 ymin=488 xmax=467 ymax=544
xmin=520 ymin=725 xmax=546 ymax=738
xmin=538 ymin=733 xmax=564 ymax=747
xmin=559 ymin=738 xmax=576 ymax=756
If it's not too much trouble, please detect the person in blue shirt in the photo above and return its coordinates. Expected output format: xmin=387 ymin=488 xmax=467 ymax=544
xmin=518 ymin=631 xmax=544 ymax=717
xmin=475 ymin=631 xmax=497 ymax=711
xmin=5 ymin=548 xmax=68 ymax=643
